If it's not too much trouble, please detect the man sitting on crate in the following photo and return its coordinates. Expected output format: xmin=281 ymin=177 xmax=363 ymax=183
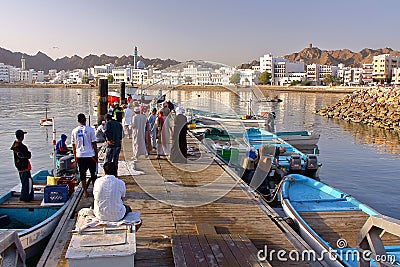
xmin=93 ymin=162 xmax=140 ymax=226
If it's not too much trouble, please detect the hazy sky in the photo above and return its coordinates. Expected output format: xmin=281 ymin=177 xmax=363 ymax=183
xmin=1 ymin=0 xmax=398 ymax=66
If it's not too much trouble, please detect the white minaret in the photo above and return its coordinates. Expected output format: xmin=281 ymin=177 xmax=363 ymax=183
xmin=133 ymin=46 xmax=138 ymax=69
xmin=21 ymin=56 xmax=26 ymax=70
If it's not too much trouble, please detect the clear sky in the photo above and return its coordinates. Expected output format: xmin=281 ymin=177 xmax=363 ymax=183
xmin=1 ymin=0 xmax=398 ymax=66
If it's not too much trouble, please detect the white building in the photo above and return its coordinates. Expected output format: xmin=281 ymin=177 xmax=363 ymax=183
xmin=112 ymin=68 xmax=131 ymax=84
xmin=362 ymin=64 xmax=373 ymax=85
xmin=274 ymin=61 xmax=305 ymax=85
xmin=33 ymin=70 xmax=45 ymax=83
xmin=197 ymin=68 xmax=212 ymax=85
xmin=20 ymin=69 xmax=33 ymax=83
xmin=131 ymin=69 xmax=149 ymax=85
xmin=88 ymin=63 xmax=114 ymax=79
xmin=259 ymin=53 xmax=274 ymax=74
xmin=182 ymin=64 xmax=198 ymax=84
xmin=9 ymin=67 xmax=20 ymax=83
xmin=48 ymin=69 xmax=57 ymax=78
xmin=307 ymin=64 xmax=338 ymax=85
xmin=260 ymin=53 xmax=305 ymax=85
xmin=0 ymin=63 xmax=10 ymax=83
xmin=68 ymin=69 xmax=85 ymax=84
xmin=392 ymin=68 xmax=400 ymax=85
xmin=239 ymin=69 xmax=258 ymax=86
xmin=373 ymin=54 xmax=400 ymax=84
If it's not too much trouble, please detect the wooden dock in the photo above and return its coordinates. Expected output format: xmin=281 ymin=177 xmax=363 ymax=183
xmin=39 ymin=134 xmax=320 ymax=266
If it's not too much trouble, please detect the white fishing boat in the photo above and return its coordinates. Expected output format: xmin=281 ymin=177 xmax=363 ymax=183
xmin=276 ymin=131 xmax=320 ymax=147
xmin=39 ymin=108 xmax=53 ymax=126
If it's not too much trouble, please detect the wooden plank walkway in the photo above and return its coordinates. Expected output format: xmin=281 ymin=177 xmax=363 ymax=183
xmin=49 ymin=133 xmax=314 ymax=266
xmin=118 ymin=135 xmax=310 ymax=266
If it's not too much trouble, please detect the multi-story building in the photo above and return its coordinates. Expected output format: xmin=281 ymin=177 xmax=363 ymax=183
xmin=260 ymin=53 xmax=304 ymax=85
xmin=20 ymin=69 xmax=33 ymax=83
xmin=68 ymin=69 xmax=85 ymax=84
xmin=274 ymin=61 xmax=304 ymax=85
xmin=48 ymin=69 xmax=57 ymax=78
xmin=88 ymin=63 xmax=115 ymax=79
xmin=131 ymin=69 xmax=149 ymax=85
xmin=373 ymin=54 xmax=400 ymax=84
xmin=362 ymin=64 xmax=373 ymax=85
xmin=33 ymin=70 xmax=45 ymax=83
xmin=9 ymin=67 xmax=20 ymax=83
xmin=392 ymin=68 xmax=400 ymax=85
xmin=0 ymin=63 xmax=10 ymax=83
xmin=182 ymin=64 xmax=198 ymax=84
xmin=307 ymin=64 xmax=338 ymax=85
xmin=112 ymin=68 xmax=131 ymax=84
xmin=197 ymin=68 xmax=212 ymax=85
xmin=259 ymin=53 xmax=273 ymax=74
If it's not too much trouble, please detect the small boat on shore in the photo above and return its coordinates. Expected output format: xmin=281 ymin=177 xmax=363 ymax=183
xmin=280 ymin=174 xmax=400 ymax=266
xmin=276 ymin=131 xmax=320 ymax=147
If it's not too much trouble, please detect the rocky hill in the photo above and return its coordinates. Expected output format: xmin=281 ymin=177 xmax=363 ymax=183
xmin=238 ymin=47 xmax=400 ymax=69
xmin=0 ymin=47 xmax=180 ymax=72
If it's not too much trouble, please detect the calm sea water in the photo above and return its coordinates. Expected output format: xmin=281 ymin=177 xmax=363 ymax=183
xmin=1 ymin=87 xmax=399 ymax=219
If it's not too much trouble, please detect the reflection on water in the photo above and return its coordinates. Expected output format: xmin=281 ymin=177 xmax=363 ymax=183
xmin=1 ymin=87 xmax=400 ymax=218
xmin=334 ymin=118 xmax=400 ymax=155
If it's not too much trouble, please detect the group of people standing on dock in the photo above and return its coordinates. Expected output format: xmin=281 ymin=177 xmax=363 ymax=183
xmin=101 ymin=100 xmax=188 ymax=163
xmin=10 ymin=98 xmax=187 ymax=226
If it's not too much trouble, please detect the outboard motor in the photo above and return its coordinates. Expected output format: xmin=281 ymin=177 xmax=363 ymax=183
xmin=289 ymin=154 xmax=302 ymax=171
xmin=306 ymin=154 xmax=318 ymax=170
xmin=57 ymin=154 xmax=77 ymax=176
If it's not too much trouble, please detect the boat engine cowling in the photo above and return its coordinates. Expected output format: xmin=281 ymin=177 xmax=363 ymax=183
xmin=306 ymin=154 xmax=318 ymax=170
xmin=289 ymin=154 xmax=302 ymax=171
xmin=57 ymin=154 xmax=77 ymax=176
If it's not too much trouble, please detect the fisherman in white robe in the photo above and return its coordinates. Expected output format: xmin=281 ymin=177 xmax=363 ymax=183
xmin=131 ymin=107 xmax=148 ymax=160
xmin=122 ymin=104 xmax=133 ymax=138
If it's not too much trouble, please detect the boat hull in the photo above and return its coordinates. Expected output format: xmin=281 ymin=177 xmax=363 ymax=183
xmin=0 ymin=183 xmax=72 ymax=259
xmin=18 ymin=201 xmax=69 ymax=259
xmin=280 ymin=174 xmax=400 ymax=267
xmin=278 ymin=134 xmax=320 ymax=147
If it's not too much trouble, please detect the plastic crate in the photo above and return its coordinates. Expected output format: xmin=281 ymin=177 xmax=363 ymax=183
xmin=44 ymin=185 xmax=69 ymax=203
xmin=221 ymin=148 xmax=231 ymax=159
xmin=57 ymin=177 xmax=76 ymax=196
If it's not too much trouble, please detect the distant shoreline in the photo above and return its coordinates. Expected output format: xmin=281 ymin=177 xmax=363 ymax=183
xmin=0 ymin=83 xmax=358 ymax=94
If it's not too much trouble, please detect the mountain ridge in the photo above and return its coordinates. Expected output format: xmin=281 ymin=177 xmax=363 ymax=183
xmin=237 ymin=46 xmax=400 ymax=69
xmin=0 ymin=47 xmax=180 ymax=72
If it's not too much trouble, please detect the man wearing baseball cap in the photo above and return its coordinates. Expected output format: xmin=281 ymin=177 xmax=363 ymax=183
xmin=10 ymin=129 xmax=34 ymax=202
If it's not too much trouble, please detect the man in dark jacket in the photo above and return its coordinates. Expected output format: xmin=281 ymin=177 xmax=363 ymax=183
xmin=104 ymin=114 xmax=123 ymax=175
xmin=11 ymin=129 xmax=34 ymax=202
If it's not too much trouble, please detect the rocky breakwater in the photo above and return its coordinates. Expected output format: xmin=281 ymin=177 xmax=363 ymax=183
xmin=316 ymin=87 xmax=400 ymax=131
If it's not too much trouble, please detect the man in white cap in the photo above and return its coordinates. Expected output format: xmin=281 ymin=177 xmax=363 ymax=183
xmin=131 ymin=106 xmax=148 ymax=160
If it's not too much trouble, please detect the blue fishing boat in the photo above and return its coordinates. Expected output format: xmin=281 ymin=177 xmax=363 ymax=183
xmin=243 ymin=128 xmax=321 ymax=179
xmin=0 ymin=181 xmax=74 ymax=259
xmin=280 ymin=174 xmax=400 ymax=266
